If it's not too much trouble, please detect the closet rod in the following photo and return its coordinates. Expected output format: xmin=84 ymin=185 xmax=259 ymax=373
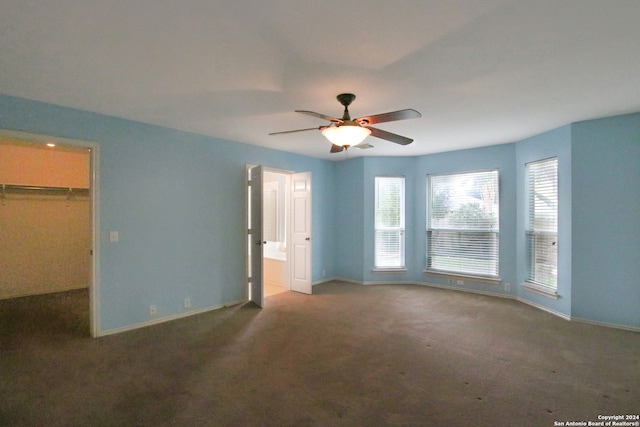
xmin=1 ymin=183 xmax=90 ymax=195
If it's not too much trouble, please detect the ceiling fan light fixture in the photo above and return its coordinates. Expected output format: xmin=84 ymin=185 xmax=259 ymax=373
xmin=321 ymin=125 xmax=371 ymax=147
xmin=269 ymin=93 xmax=420 ymax=153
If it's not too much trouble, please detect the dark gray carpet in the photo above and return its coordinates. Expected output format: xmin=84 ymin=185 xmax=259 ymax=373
xmin=1 ymin=281 xmax=638 ymax=426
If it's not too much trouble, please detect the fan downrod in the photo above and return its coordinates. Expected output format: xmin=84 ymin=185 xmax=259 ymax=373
xmin=336 ymin=93 xmax=357 ymax=121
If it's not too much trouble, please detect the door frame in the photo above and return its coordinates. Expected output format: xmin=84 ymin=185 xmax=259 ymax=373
xmin=0 ymin=129 xmax=100 ymax=337
xmin=246 ymin=165 xmax=311 ymax=301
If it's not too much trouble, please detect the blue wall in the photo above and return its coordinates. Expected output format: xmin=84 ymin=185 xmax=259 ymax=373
xmin=0 ymin=94 xmax=336 ymax=333
xmin=333 ymin=158 xmax=365 ymax=281
xmin=333 ymin=144 xmax=517 ymax=296
xmin=414 ymin=144 xmax=517 ymax=295
xmin=571 ymin=113 xmax=640 ymax=328
xmin=2 ymin=94 xmax=638 ymax=331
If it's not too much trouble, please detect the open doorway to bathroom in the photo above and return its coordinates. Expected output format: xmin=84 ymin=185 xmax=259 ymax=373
xmin=262 ymin=170 xmax=290 ymax=297
xmin=247 ymin=167 xmax=291 ymax=299
xmin=247 ymin=165 xmax=312 ymax=306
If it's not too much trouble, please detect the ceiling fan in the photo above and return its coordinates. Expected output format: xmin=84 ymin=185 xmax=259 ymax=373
xmin=269 ymin=93 xmax=421 ymax=153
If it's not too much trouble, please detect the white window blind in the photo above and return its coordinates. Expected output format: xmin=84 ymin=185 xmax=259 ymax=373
xmin=375 ymin=177 xmax=405 ymax=268
xmin=427 ymin=170 xmax=499 ymax=278
xmin=526 ymin=158 xmax=558 ymax=288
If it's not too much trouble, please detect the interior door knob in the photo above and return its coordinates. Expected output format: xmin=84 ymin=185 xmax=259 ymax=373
xmin=305 ymin=237 xmax=310 ymax=241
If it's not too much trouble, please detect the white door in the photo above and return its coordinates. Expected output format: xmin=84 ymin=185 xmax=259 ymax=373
xmin=249 ymin=165 xmax=264 ymax=307
xmin=290 ymin=172 xmax=312 ymax=294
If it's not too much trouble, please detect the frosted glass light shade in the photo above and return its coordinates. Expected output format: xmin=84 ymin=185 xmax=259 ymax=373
xmin=321 ymin=125 xmax=371 ymax=147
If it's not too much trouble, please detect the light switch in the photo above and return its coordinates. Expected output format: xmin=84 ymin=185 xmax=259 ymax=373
xmin=109 ymin=231 xmax=119 ymax=242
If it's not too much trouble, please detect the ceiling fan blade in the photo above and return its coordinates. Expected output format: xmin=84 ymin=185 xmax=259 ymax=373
xmin=296 ymin=110 xmax=341 ymax=123
xmin=330 ymin=144 xmax=344 ymax=153
xmin=368 ymin=126 xmax=414 ymax=145
xmin=269 ymin=126 xmax=324 ymax=135
xmin=356 ymin=109 xmax=421 ymax=125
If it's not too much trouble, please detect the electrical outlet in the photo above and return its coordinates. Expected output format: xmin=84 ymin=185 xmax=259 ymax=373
xmin=504 ymin=283 xmax=511 ymax=291
xmin=184 ymin=298 xmax=191 ymax=308
xmin=456 ymin=280 xmax=464 ymax=285
xmin=447 ymin=279 xmax=455 ymax=285
xmin=149 ymin=305 xmax=157 ymax=315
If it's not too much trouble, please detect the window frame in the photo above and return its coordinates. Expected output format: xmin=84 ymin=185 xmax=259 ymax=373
xmin=374 ymin=176 xmax=406 ymax=270
xmin=426 ymin=169 xmax=500 ymax=279
xmin=524 ymin=157 xmax=559 ymax=293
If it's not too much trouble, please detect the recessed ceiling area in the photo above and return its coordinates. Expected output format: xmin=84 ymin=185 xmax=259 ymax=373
xmin=1 ymin=0 xmax=639 ymax=160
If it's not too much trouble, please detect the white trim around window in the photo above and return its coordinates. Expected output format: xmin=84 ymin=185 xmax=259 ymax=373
xmin=374 ymin=176 xmax=405 ymax=270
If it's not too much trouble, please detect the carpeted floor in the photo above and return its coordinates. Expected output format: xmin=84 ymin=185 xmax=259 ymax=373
xmin=1 ymin=281 xmax=638 ymax=426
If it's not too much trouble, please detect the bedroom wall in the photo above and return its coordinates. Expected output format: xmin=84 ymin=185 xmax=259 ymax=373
xmin=334 ymin=143 xmax=517 ymax=295
xmin=0 ymin=142 xmax=89 ymax=187
xmin=0 ymin=94 xmax=337 ymax=334
xmin=2 ymin=93 xmax=637 ymax=331
xmin=414 ymin=143 xmax=518 ymax=295
xmin=0 ymin=143 xmax=90 ymax=299
xmin=335 ymin=117 xmax=637 ymax=330
xmin=333 ymin=157 xmax=366 ymax=282
xmin=571 ymin=112 xmax=640 ymax=328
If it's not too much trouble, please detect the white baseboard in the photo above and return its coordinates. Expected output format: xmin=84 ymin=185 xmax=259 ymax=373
xmin=318 ymin=278 xmax=638 ymax=332
xmin=97 ymin=303 xmax=231 ymax=337
xmin=98 ymin=281 xmax=638 ymax=337
xmin=224 ymin=298 xmax=247 ymax=307
xmin=570 ymin=316 xmax=640 ymax=333
xmin=362 ymin=279 xmax=414 ymax=286
xmin=516 ymin=296 xmax=571 ymax=321
xmin=413 ymin=281 xmax=514 ymax=300
xmin=336 ymin=278 xmax=513 ymax=299
xmin=313 ymin=277 xmax=345 ymax=286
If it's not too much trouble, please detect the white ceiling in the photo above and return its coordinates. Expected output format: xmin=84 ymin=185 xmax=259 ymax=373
xmin=1 ymin=0 xmax=639 ymax=160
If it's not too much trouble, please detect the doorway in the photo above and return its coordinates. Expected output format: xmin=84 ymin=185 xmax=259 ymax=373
xmin=0 ymin=130 xmax=99 ymax=336
xmin=262 ymin=171 xmax=289 ymax=297
xmin=246 ymin=165 xmax=312 ymax=307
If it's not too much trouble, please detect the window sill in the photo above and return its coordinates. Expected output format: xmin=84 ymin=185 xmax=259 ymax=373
xmin=423 ymin=269 xmax=501 ymax=284
xmin=522 ymin=282 xmax=559 ymax=299
xmin=372 ymin=268 xmax=407 ymax=273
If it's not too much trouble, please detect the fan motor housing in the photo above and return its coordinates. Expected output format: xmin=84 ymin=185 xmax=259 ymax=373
xmin=337 ymin=93 xmax=356 ymax=107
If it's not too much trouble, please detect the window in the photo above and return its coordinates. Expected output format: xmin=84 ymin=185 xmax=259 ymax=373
xmin=427 ymin=170 xmax=499 ymax=278
xmin=375 ymin=177 xmax=405 ymax=269
xmin=526 ymin=158 xmax=558 ymax=289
